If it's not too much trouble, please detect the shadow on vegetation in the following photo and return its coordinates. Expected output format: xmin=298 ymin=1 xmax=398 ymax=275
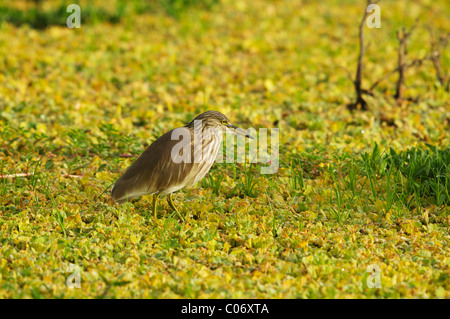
xmin=0 ymin=3 xmax=122 ymax=29
xmin=0 ymin=0 xmax=220 ymax=29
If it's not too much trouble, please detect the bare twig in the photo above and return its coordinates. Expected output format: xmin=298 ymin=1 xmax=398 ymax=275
xmin=348 ymin=0 xmax=380 ymax=110
xmin=0 ymin=173 xmax=32 ymax=179
xmin=350 ymin=0 xmax=373 ymax=110
xmin=119 ymin=154 xmax=137 ymax=158
xmin=63 ymin=174 xmax=84 ymax=178
xmin=429 ymin=30 xmax=450 ymax=91
xmin=370 ymin=55 xmax=429 ymax=91
xmin=395 ymin=29 xmax=406 ymax=100
xmin=0 ymin=173 xmax=85 ymax=179
xmin=393 ymin=20 xmax=419 ymax=102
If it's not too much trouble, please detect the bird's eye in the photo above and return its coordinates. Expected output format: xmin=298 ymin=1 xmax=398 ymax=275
xmin=222 ymin=120 xmax=228 ymax=125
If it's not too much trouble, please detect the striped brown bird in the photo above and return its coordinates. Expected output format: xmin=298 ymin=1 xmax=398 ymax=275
xmin=111 ymin=111 xmax=253 ymax=220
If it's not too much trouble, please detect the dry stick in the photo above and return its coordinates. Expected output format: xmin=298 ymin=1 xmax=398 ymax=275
xmin=431 ymin=47 xmax=444 ymax=87
xmin=351 ymin=0 xmax=372 ymax=110
xmin=352 ymin=21 xmax=447 ymax=103
xmin=0 ymin=173 xmax=83 ymax=179
xmin=350 ymin=0 xmax=380 ymax=110
xmin=431 ymin=51 xmax=444 ymax=86
xmin=395 ymin=29 xmax=406 ymax=100
xmin=339 ymin=65 xmax=374 ymax=96
xmin=370 ymin=26 xmax=440 ymax=93
xmin=429 ymin=32 xmax=450 ymax=91
xmin=394 ymin=23 xmax=418 ymax=102
xmin=0 ymin=173 xmax=32 ymax=179
xmin=370 ymin=56 xmax=430 ymax=92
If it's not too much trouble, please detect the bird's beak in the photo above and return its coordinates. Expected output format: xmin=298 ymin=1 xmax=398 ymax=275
xmin=227 ymin=124 xmax=254 ymax=139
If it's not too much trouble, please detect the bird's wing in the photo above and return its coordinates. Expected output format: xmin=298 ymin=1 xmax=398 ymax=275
xmin=111 ymin=128 xmax=197 ymax=203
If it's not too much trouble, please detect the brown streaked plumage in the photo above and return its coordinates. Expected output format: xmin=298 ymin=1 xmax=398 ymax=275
xmin=111 ymin=110 xmax=253 ymax=220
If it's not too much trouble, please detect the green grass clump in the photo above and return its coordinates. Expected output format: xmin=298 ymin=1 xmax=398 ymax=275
xmin=387 ymin=145 xmax=450 ymax=207
xmin=360 ymin=143 xmax=450 ymax=214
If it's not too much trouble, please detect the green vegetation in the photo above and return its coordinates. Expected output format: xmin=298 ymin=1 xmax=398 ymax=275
xmin=386 ymin=145 xmax=450 ymax=206
xmin=0 ymin=0 xmax=220 ymax=28
xmin=0 ymin=0 xmax=449 ymax=298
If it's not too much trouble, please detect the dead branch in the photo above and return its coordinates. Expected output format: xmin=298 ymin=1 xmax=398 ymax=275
xmin=0 ymin=173 xmax=32 ymax=179
xmin=370 ymin=55 xmax=429 ymax=91
xmin=118 ymin=153 xmax=137 ymax=158
xmin=394 ymin=21 xmax=418 ymax=102
xmin=347 ymin=0 xmax=381 ymax=110
xmin=0 ymin=173 xmax=84 ymax=179
xmin=348 ymin=0 xmax=373 ymax=110
xmin=429 ymin=31 xmax=450 ymax=91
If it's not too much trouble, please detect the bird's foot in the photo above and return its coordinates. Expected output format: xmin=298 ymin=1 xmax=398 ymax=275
xmin=167 ymin=194 xmax=185 ymax=221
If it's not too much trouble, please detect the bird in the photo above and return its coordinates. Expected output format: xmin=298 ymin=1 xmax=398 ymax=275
xmin=111 ymin=110 xmax=254 ymax=220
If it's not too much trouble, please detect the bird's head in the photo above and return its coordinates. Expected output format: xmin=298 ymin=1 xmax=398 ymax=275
xmin=186 ymin=110 xmax=254 ymax=139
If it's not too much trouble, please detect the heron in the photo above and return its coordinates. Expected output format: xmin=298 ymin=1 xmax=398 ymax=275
xmin=111 ymin=110 xmax=253 ymax=220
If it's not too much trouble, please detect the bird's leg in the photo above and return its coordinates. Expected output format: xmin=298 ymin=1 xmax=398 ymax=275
xmin=152 ymin=193 xmax=160 ymax=218
xmin=167 ymin=193 xmax=185 ymax=221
